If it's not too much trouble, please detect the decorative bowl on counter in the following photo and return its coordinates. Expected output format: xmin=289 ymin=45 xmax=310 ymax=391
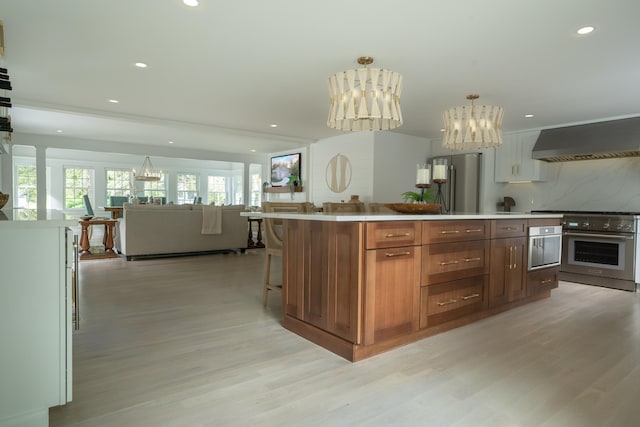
xmin=384 ymin=203 xmax=442 ymax=214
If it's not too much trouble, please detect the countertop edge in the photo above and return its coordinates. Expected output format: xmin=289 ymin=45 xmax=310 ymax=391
xmin=241 ymin=212 xmax=564 ymax=222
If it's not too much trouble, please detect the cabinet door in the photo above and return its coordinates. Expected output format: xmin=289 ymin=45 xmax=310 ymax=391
xmin=325 ymin=222 xmax=363 ymax=343
xmin=283 ymin=219 xmax=306 ymax=319
xmin=363 ymin=245 xmax=421 ymax=344
xmin=284 ymin=220 xmax=363 ymax=343
xmin=494 ymin=131 xmax=546 ymax=182
xmin=489 ymin=237 xmax=526 ymax=307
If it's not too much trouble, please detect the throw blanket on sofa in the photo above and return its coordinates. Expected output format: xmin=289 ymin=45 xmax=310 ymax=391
xmin=201 ymin=205 xmax=222 ymax=235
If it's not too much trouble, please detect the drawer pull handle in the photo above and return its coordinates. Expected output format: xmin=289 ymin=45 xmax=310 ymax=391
xmin=385 ymin=232 xmax=410 ymax=238
xmin=464 ymin=257 xmax=481 ymax=262
xmin=385 ymin=251 xmax=411 ymax=258
xmin=439 ymin=260 xmax=459 ymax=266
xmin=540 ymin=279 xmax=553 ymax=284
xmin=461 ymin=293 xmax=480 ymax=300
xmin=437 ymin=299 xmax=458 ymax=306
xmin=500 ymin=226 xmax=518 ymax=231
xmin=465 ymin=229 xmax=482 ymax=233
xmin=440 ymin=230 xmax=460 ymax=234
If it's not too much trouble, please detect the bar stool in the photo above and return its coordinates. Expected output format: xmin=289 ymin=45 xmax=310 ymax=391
xmin=261 ymin=202 xmax=315 ymax=306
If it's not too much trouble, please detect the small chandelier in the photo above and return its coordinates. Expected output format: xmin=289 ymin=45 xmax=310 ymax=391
xmin=133 ymin=156 xmax=161 ymax=181
xmin=327 ymin=56 xmax=403 ymax=132
xmin=442 ymin=94 xmax=504 ymax=150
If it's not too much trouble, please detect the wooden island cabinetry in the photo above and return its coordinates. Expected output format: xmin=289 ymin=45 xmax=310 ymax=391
xmin=277 ymin=214 xmax=561 ymax=361
xmin=420 ymin=220 xmax=490 ymax=328
xmin=489 ymin=220 xmax=527 ymax=307
xmin=363 ymin=222 xmax=421 ymax=345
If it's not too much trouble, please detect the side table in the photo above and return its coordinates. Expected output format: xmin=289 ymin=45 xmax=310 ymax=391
xmin=78 ymin=218 xmax=119 ymax=260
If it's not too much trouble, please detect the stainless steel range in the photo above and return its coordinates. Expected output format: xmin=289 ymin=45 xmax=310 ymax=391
xmin=534 ymin=211 xmax=639 ymax=291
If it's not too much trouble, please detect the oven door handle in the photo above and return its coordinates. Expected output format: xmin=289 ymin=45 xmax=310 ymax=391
xmin=563 ymin=232 xmax=633 ymax=240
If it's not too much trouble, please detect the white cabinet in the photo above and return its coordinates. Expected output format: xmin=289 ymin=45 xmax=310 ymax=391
xmin=0 ymin=224 xmax=73 ymax=427
xmin=495 ymin=130 xmax=547 ymax=182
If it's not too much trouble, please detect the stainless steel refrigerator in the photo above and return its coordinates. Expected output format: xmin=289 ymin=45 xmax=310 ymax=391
xmin=429 ymin=153 xmax=483 ymax=213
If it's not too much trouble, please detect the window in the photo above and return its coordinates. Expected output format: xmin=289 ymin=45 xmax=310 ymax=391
xmin=15 ymin=165 xmax=38 ymax=209
xmin=64 ymin=167 xmax=94 ymax=209
xmin=249 ymin=163 xmax=263 ymax=207
xmin=106 ymin=169 xmax=132 ymax=200
xmin=140 ymin=174 xmax=167 ymax=201
xmin=177 ymin=173 xmax=199 ymax=204
xmin=207 ymin=176 xmax=226 ymax=205
xmin=233 ymin=174 xmax=243 ymax=204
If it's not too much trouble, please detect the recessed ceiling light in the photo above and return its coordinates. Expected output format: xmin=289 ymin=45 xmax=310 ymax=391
xmin=108 ymin=99 xmax=119 ymax=103
xmin=56 ymin=129 xmax=63 ymax=133
xmin=525 ymin=114 xmax=534 ymax=118
xmin=270 ymin=124 xmax=278 ymax=128
xmin=250 ymin=149 xmax=257 ymax=153
xmin=183 ymin=0 xmax=199 ymax=6
xmin=168 ymin=141 xmax=174 ymax=144
xmin=135 ymin=62 xmax=148 ymax=68
xmin=440 ymin=129 xmax=445 ymax=132
xmin=577 ymin=26 xmax=595 ymax=35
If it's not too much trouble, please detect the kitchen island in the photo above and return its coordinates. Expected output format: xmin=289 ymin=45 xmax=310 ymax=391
xmin=252 ymin=211 xmax=562 ymax=361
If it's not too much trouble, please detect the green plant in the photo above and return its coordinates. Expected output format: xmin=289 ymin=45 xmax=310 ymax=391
xmin=401 ymin=189 xmax=435 ymax=203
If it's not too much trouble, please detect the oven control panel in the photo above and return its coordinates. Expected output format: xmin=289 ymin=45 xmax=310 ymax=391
xmin=563 ymin=215 xmax=636 ymax=233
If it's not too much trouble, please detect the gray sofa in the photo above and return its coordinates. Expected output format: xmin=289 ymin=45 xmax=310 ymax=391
xmin=117 ymin=203 xmax=247 ymax=260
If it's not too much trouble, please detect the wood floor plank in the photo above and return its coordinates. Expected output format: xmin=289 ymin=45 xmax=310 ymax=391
xmin=50 ymin=251 xmax=640 ymax=426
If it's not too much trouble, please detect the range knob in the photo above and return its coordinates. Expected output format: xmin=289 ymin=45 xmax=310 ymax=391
xmin=602 ymin=223 xmax=611 ymax=230
xmin=616 ymin=224 xmax=625 ymax=230
xmin=582 ymin=222 xmax=589 ymax=229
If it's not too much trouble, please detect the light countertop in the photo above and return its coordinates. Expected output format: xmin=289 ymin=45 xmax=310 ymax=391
xmin=0 ymin=209 xmax=79 ymax=228
xmin=241 ymin=211 xmax=563 ymax=222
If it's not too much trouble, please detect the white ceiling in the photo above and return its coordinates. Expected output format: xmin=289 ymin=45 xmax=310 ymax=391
xmin=2 ymin=0 xmax=639 ymax=154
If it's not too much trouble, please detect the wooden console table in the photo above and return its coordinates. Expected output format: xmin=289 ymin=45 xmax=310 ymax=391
xmin=247 ymin=217 xmax=265 ymax=248
xmin=79 ymin=218 xmax=118 ymax=260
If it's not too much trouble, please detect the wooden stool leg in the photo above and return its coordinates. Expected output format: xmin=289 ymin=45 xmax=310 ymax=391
xmin=263 ymin=253 xmax=272 ymax=306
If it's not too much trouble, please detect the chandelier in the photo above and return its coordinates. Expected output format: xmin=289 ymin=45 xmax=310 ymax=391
xmin=327 ymin=56 xmax=403 ymax=132
xmin=442 ymin=94 xmax=504 ymax=150
xmin=133 ymin=156 xmax=161 ymax=181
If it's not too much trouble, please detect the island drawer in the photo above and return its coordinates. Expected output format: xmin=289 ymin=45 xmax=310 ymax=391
xmin=422 ymin=220 xmax=489 ymax=244
xmin=420 ymin=275 xmax=487 ymax=328
xmin=366 ymin=221 xmax=420 ymax=249
xmin=491 ymin=219 xmax=527 ymax=238
xmin=526 ymin=266 xmax=560 ymax=296
xmin=421 ymin=240 xmax=489 ymax=285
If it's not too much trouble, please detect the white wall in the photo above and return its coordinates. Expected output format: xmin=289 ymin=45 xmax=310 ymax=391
xmin=502 ymin=157 xmax=640 ymax=212
xmin=309 ymin=133 xmax=374 ymax=204
xmin=372 ymin=132 xmax=431 ymax=203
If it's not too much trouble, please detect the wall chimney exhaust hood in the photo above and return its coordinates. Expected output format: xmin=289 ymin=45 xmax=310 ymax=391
xmin=532 ymin=116 xmax=640 ymax=162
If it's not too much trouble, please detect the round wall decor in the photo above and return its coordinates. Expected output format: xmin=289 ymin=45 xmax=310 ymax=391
xmin=325 ymin=153 xmax=352 ymax=193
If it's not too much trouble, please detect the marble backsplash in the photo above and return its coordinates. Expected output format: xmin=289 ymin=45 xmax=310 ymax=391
xmin=503 ymin=157 xmax=640 ymax=213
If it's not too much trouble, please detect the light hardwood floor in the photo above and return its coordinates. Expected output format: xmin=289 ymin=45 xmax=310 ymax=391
xmin=51 ymin=251 xmax=640 ymax=427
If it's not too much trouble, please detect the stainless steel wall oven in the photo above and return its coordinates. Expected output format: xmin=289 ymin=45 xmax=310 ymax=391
xmin=528 ymin=225 xmax=563 ymax=271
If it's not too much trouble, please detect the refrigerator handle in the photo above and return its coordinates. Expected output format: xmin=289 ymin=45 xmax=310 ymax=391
xmin=73 ymin=233 xmax=80 ymax=330
xmin=449 ymin=165 xmax=456 ymax=213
